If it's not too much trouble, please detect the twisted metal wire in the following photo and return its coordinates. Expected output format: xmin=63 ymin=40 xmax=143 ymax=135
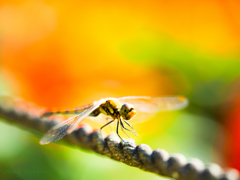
xmin=0 ymin=96 xmax=239 ymax=180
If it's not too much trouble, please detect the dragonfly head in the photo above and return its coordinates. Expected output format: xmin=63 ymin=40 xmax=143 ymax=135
xmin=120 ymin=103 xmax=137 ymax=120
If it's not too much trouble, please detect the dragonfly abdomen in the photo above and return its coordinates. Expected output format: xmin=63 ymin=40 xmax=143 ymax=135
xmin=41 ymin=108 xmax=101 ymax=118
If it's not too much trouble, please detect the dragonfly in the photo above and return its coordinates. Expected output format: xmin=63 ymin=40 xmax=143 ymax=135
xmin=39 ymin=96 xmax=188 ymax=145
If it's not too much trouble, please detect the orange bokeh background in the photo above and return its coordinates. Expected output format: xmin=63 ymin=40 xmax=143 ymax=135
xmin=1 ymin=0 xmax=240 ymax=178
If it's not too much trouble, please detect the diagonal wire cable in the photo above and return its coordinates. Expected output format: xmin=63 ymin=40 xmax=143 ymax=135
xmin=0 ymin=96 xmax=239 ymax=180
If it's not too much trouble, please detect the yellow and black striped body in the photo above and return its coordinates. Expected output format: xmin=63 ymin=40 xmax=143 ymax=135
xmin=98 ymin=99 xmax=121 ymax=119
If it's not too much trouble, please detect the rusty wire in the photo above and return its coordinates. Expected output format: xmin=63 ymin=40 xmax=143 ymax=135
xmin=0 ymin=96 xmax=239 ymax=180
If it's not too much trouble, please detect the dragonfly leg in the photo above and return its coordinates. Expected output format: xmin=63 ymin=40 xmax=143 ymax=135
xmin=124 ymin=120 xmax=139 ymax=136
xmin=116 ymin=120 xmax=124 ymax=141
xmin=120 ymin=124 xmax=130 ymax=138
xmin=120 ymin=119 xmax=138 ymax=136
xmin=100 ymin=120 xmax=114 ymax=140
xmin=106 ymin=117 xmax=113 ymax=132
xmin=100 ymin=120 xmax=114 ymax=130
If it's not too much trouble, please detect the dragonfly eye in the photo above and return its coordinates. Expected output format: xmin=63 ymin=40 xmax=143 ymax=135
xmin=120 ymin=103 xmax=136 ymax=120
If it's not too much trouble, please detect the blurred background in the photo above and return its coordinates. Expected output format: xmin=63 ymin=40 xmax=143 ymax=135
xmin=0 ymin=0 xmax=240 ymax=179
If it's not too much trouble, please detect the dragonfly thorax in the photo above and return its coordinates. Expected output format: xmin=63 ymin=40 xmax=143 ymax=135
xmin=98 ymin=99 xmax=136 ymax=120
xmin=98 ymin=99 xmax=121 ymax=117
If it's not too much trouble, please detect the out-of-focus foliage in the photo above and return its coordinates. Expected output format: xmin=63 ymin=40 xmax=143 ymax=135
xmin=0 ymin=0 xmax=240 ymax=179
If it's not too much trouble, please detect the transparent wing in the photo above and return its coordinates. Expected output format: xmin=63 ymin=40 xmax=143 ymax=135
xmin=117 ymin=96 xmax=188 ymax=113
xmin=117 ymin=96 xmax=188 ymax=123
xmin=40 ymin=99 xmax=106 ymax=145
xmin=40 ymin=115 xmax=80 ymax=145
